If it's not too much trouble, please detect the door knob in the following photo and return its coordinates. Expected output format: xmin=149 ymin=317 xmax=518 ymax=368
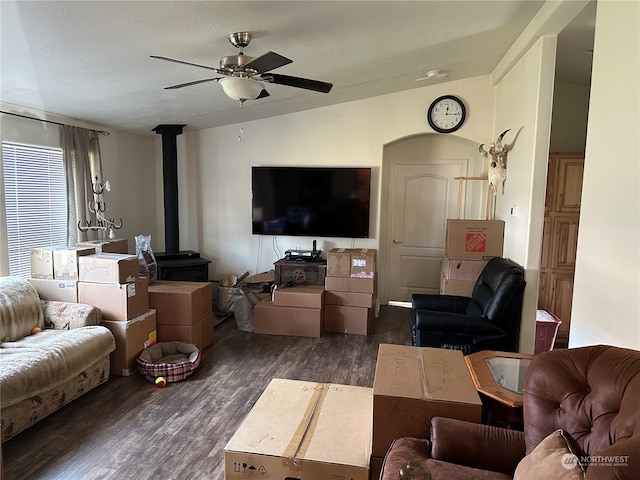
xmin=393 ymin=239 xmax=402 ymax=244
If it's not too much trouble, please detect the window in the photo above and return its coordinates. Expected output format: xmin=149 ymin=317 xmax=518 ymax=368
xmin=2 ymin=141 xmax=67 ymax=277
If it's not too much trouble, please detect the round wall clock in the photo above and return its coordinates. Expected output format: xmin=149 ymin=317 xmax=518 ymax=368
xmin=427 ymin=95 xmax=466 ymax=133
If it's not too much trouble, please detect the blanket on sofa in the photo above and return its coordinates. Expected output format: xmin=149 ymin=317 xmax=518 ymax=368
xmin=1 ymin=327 xmax=116 ymax=408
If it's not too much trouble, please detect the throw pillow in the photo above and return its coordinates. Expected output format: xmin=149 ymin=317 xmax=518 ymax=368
xmin=514 ymin=429 xmax=585 ymax=480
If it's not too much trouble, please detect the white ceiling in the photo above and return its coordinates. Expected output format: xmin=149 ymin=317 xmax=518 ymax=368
xmin=0 ymin=1 xmax=595 ymax=136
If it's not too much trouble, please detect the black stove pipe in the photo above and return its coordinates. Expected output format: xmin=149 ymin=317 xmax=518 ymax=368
xmin=153 ymin=124 xmax=186 ymax=254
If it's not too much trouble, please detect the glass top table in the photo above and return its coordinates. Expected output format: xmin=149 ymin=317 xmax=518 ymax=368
xmin=485 ymin=356 xmax=532 ymax=394
xmin=464 ymin=350 xmax=535 ymax=426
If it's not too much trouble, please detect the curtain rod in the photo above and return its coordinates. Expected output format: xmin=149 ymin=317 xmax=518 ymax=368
xmin=0 ymin=110 xmax=110 ymax=135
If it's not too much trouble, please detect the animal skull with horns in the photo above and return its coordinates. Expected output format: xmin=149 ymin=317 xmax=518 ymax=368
xmin=479 ymin=129 xmax=511 ymax=194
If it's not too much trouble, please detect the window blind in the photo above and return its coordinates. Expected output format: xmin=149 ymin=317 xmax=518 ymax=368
xmin=2 ymin=141 xmax=67 ymax=277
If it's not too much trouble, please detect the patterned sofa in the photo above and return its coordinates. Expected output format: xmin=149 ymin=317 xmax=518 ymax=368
xmin=0 ymin=276 xmax=116 ymax=442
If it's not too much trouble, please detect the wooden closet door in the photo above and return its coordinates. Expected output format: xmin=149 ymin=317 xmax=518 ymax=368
xmin=538 ymin=153 xmax=584 ymax=347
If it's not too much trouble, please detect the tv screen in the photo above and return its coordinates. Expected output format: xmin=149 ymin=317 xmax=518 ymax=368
xmin=251 ymin=166 xmax=371 ymax=238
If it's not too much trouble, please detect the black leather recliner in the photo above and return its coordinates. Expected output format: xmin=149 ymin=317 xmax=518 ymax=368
xmin=409 ymin=257 xmax=525 ymax=354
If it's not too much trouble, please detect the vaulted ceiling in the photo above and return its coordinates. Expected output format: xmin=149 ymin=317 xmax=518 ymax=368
xmin=0 ymin=1 xmax=595 ymax=135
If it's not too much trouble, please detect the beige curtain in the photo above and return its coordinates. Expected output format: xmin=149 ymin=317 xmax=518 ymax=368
xmin=61 ymin=126 xmax=104 ymax=245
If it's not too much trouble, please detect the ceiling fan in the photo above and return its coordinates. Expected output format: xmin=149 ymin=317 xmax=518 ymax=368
xmin=151 ymin=32 xmax=333 ymax=102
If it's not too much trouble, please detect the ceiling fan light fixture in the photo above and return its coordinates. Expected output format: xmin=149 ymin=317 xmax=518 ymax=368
xmin=219 ymin=77 xmax=264 ymax=101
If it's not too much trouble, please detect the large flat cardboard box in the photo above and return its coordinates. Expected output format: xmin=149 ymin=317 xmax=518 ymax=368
xmin=28 ymin=278 xmax=78 ymax=302
xmin=325 ymin=290 xmax=374 ymax=308
xmin=156 ymin=312 xmax=214 ymax=350
xmin=445 ymin=219 xmax=504 ymax=260
xmin=372 ymin=344 xmax=482 ymax=457
xmin=148 ymin=280 xmax=213 ymax=326
xmin=224 ymin=378 xmax=372 ymax=480
xmin=77 ymin=238 xmax=128 ymax=254
xmin=324 ymin=304 xmax=373 ymax=335
xmin=254 ymin=298 xmax=322 ymax=338
xmin=272 ymin=285 xmax=325 ymax=308
xmin=78 ymin=253 xmax=139 ymax=284
xmin=325 ymin=275 xmax=376 ymax=294
xmin=102 ymin=309 xmax=157 ymax=376
xmin=53 ymin=247 xmax=95 ymax=280
xmin=78 ymin=277 xmax=149 ymax=320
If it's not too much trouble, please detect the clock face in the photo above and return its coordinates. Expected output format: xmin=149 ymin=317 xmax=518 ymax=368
xmin=427 ymin=95 xmax=466 ymax=133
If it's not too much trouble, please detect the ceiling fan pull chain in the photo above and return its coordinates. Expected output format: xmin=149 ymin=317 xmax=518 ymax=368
xmin=238 ymin=100 xmax=245 ymax=143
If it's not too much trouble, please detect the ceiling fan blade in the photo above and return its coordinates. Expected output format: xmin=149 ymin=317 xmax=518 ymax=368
xmin=165 ymin=78 xmax=221 ymax=90
xmin=267 ymin=73 xmax=333 ymax=93
xmin=244 ymin=51 xmax=292 ymax=73
xmin=150 ymin=55 xmax=221 ymax=73
xmin=256 ymin=89 xmax=270 ymax=99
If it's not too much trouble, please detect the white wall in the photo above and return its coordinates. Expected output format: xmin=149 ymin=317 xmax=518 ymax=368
xmin=492 ymin=36 xmax=558 ymax=353
xmin=570 ymin=0 xmax=640 ymax=349
xmin=0 ymin=103 xmax=156 ymax=276
xmin=173 ymin=76 xmax=495 ymax=280
xmin=549 ymin=81 xmax=590 ymax=152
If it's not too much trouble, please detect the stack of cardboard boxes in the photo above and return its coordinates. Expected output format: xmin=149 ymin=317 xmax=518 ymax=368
xmin=441 ymin=219 xmax=505 ymax=296
xmin=324 ymin=248 xmax=377 ymax=335
xmin=76 ymin=251 xmax=156 ymax=376
xmin=254 ymin=285 xmax=325 ymax=337
xmin=148 ymin=280 xmax=215 ymax=350
xmin=27 ymin=239 xmax=216 ymax=376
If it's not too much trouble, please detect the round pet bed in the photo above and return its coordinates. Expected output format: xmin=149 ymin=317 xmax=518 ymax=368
xmin=137 ymin=341 xmax=201 ymax=383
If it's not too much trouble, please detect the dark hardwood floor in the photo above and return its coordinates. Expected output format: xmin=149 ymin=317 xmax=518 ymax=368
xmin=2 ymin=305 xmax=411 ymax=480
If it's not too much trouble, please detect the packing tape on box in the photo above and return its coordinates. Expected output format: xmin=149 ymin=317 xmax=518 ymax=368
xmin=282 ymin=382 xmax=329 ymax=465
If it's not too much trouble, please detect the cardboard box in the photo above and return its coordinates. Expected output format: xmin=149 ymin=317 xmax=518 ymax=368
xmin=272 ymin=285 xmax=325 ymax=308
xmin=445 ymin=219 xmax=504 ymax=260
xmin=28 ymin=278 xmax=78 ymax=302
xmin=78 ymin=277 xmax=149 ymax=320
xmin=148 ymin=280 xmax=213 ymax=326
xmin=254 ymin=298 xmax=322 ymax=338
xmin=76 ymin=238 xmax=128 ymax=254
xmin=327 ymin=248 xmax=377 ymax=279
xmin=325 ymin=290 xmax=374 ymax=308
xmin=53 ymin=247 xmax=95 ymax=280
xmin=441 ymin=258 xmax=488 ymax=281
xmin=157 ymin=312 xmax=215 ymax=350
xmin=350 ymin=249 xmax=376 ymax=279
xmin=372 ymin=344 xmax=482 ymax=457
xmin=78 ymin=253 xmax=140 ymax=284
xmin=440 ymin=277 xmax=476 ymax=297
xmin=102 ymin=309 xmax=157 ymax=376
xmin=30 ymin=247 xmax=58 ymax=279
xmin=327 ymin=248 xmax=352 ymax=277
xmin=224 ymin=378 xmax=372 ymax=480
xmin=324 ymin=304 xmax=373 ymax=335
xmin=325 ymin=275 xmax=377 ymax=294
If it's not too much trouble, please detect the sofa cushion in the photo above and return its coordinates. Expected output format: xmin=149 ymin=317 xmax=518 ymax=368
xmin=0 ymin=326 xmax=116 ymax=408
xmin=514 ymin=429 xmax=585 ymax=480
xmin=0 ymin=276 xmax=44 ymax=342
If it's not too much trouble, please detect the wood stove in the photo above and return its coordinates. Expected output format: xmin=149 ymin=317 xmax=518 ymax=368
xmin=153 ymin=124 xmax=211 ymax=282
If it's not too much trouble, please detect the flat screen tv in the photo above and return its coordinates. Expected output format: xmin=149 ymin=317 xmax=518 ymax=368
xmin=251 ymin=166 xmax=371 ymax=238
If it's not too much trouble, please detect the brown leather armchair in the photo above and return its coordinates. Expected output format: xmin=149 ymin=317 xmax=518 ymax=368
xmin=379 ymin=345 xmax=640 ymax=480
